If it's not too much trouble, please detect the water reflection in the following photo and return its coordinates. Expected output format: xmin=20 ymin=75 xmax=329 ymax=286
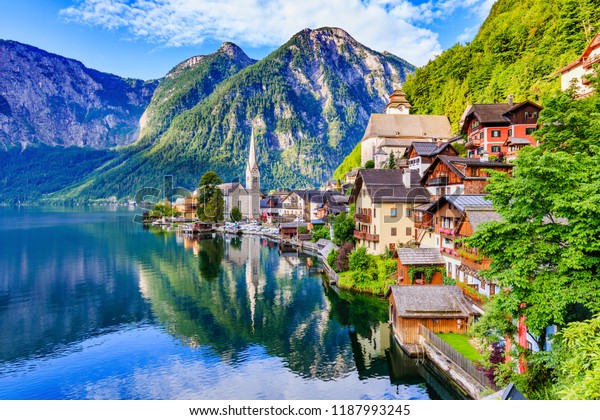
xmin=0 ymin=209 xmax=450 ymax=399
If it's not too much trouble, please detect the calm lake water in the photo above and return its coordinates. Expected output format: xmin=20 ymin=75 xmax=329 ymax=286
xmin=0 ymin=207 xmax=461 ymax=400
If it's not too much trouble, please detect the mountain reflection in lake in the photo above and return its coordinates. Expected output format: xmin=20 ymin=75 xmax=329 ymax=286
xmin=0 ymin=208 xmax=456 ymax=399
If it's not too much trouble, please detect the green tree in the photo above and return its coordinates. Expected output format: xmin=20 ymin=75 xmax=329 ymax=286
xmin=197 ymin=171 xmax=224 ymax=222
xmin=332 ymin=211 xmax=355 ymax=245
xmin=386 ymin=151 xmax=396 ymax=169
xmin=364 ymin=160 xmax=375 ymax=169
xmin=467 ymin=88 xmax=600 ymax=397
xmin=311 ymin=224 xmax=330 ymax=242
xmin=230 ymin=206 xmax=242 ymax=222
xmin=349 ymin=246 xmax=372 ymax=272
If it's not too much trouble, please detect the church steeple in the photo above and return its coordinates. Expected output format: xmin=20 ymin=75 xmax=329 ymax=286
xmin=245 ymin=127 xmax=260 ymax=192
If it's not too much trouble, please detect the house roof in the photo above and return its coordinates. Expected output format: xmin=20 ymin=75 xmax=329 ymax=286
xmin=397 ymin=248 xmax=445 ymax=266
xmin=353 ymin=169 xmax=430 ymax=204
xmin=361 ymin=114 xmax=452 ymax=142
xmin=407 ymin=141 xmax=458 ymax=158
xmin=504 ymin=137 xmax=532 ymax=146
xmin=388 ymin=285 xmax=475 ymax=318
xmin=460 ymin=101 xmax=543 ymax=133
xmin=445 ymin=195 xmax=492 ymax=212
xmin=557 ymin=33 xmax=600 ymax=73
xmin=421 ymin=155 xmax=512 ymax=185
xmin=260 ymin=196 xmax=282 ymax=209
xmin=465 ymin=209 xmax=501 ymax=231
xmin=219 ymin=182 xmax=245 ymax=193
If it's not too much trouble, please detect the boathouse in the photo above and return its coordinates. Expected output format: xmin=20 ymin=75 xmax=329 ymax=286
xmin=394 ymin=248 xmax=445 ymax=285
xmin=387 ymin=285 xmax=475 ymax=349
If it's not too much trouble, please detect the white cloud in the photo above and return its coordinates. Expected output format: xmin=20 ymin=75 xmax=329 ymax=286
xmin=60 ymin=0 xmax=495 ymax=67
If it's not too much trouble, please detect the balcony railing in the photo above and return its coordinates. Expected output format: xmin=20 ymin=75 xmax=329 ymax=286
xmin=365 ymin=233 xmax=380 ymax=242
xmin=428 ymin=176 xmax=448 ymax=186
xmin=354 ymin=230 xmax=366 ymax=240
xmin=354 ymin=213 xmax=372 ymax=223
xmin=438 ymin=227 xmax=457 ymax=237
xmin=441 ymin=247 xmax=459 ymax=257
xmin=465 ymin=139 xmax=481 ymax=149
xmin=460 ymin=255 xmax=492 ymax=271
xmin=415 ymin=220 xmax=434 ymax=230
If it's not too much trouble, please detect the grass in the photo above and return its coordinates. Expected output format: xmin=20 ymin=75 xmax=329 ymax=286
xmin=437 ymin=333 xmax=483 ymax=363
xmin=337 ymin=271 xmax=395 ymax=296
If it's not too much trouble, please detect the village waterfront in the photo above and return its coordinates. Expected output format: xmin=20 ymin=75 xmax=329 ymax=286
xmin=0 ymin=206 xmax=464 ymax=400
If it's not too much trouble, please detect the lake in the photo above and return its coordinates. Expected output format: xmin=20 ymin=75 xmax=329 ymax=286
xmin=0 ymin=207 xmax=461 ymax=399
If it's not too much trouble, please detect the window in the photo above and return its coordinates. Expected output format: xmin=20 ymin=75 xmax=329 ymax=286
xmin=374 ymin=208 xmax=376 ymax=218
xmin=405 ymin=208 xmax=411 ymax=217
xmin=391 ymin=208 xmax=397 ymax=217
xmin=491 ymin=145 xmax=501 ymax=153
xmin=526 ymin=127 xmax=536 ymax=135
xmin=391 ymin=227 xmax=397 ymax=236
xmin=508 ymin=128 xmax=512 ymax=136
xmin=524 ymin=112 xmax=530 ymax=118
xmin=533 ymin=112 xmax=538 ymax=118
xmin=406 ymin=227 xmax=412 ymax=236
xmin=479 ymin=132 xmax=484 ymax=139
xmin=491 ymin=130 xmax=501 ymax=137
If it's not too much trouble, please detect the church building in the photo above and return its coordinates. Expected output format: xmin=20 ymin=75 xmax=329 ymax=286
xmin=220 ymin=128 xmax=261 ymax=220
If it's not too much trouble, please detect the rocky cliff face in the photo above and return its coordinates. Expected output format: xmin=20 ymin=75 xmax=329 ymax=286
xmin=68 ymin=28 xmax=415 ymax=199
xmin=0 ymin=40 xmax=157 ymax=149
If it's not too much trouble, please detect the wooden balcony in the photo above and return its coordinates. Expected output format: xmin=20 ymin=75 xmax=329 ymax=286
xmin=428 ymin=176 xmax=448 ymax=186
xmin=438 ymin=227 xmax=457 ymax=237
xmin=460 ymin=254 xmax=492 ymax=271
xmin=354 ymin=230 xmax=366 ymax=240
xmin=415 ymin=220 xmax=434 ymax=230
xmin=465 ymin=139 xmax=481 ymax=149
xmin=365 ymin=233 xmax=380 ymax=242
xmin=354 ymin=213 xmax=372 ymax=223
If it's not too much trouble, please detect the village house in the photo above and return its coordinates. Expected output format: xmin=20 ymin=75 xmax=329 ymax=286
xmin=420 ymin=155 xmax=512 ymax=200
xmin=260 ymin=195 xmax=283 ymax=223
xmin=404 ymin=141 xmax=459 ymax=175
xmin=279 ymin=191 xmax=305 ymax=221
xmin=387 ymin=285 xmax=476 ymax=349
xmin=314 ymin=191 xmax=349 ymax=220
xmin=412 ymin=194 xmax=501 ymax=298
xmin=460 ymin=98 xmax=543 ymax=159
xmin=394 ymin=248 xmax=446 ymax=285
xmin=351 ymin=169 xmax=430 ymax=255
xmin=173 ymin=194 xmax=197 ymax=219
xmin=361 ymin=90 xmax=453 ymax=168
xmin=557 ymin=33 xmax=600 ymax=97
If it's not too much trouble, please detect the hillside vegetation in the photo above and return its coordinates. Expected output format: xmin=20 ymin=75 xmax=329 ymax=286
xmin=403 ymin=0 xmax=600 ymax=131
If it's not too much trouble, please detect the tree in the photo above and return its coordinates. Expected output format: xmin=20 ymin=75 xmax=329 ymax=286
xmin=311 ymin=224 xmax=330 ymax=242
xmin=467 ymin=88 xmax=600 ymax=396
xmin=364 ymin=160 xmax=375 ymax=169
xmin=386 ymin=151 xmax=396 ymax=169
xmin=349 ymin=246 xmax=372 ymax=272
xmin=332 ymin=211 xmax=355 ymax=245
xmin=230 ymin=206 xmax=242 ymax=222
xmin=197 ymin=171 xmax=224 ymax=222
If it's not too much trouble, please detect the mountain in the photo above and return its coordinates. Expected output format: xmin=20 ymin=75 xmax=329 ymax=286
xmin=56 ymin=27 xmax=415 ymax=201
xmin=0 ymin=40 xmax=158 ymax=149
xmin=402 ymin=0 xmax=600 ymax=131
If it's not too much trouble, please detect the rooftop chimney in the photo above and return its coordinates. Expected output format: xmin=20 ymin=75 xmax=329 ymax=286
xmin=403 ymin=168 xmax=412 ymax=188
xmin=507 ymin=94 xmax=514 ymax=106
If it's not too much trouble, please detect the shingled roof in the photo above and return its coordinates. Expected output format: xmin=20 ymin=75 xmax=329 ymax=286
xmin=361 ymin=114 xmax=452 ymax=142
xmin=387 ymin=285 xmax=475 ymax=318
xmin=396 ymin=248 xmax=445 ymax=265
xmin=421 ymin=156 xmax=513 ymax=185
xmin=408 ymin=141 xmax=457 ymax=157
xmin=353 ymin=169 xmax=430 ymax=204
xmin=465 ymin=209 xmax=502 ymax=231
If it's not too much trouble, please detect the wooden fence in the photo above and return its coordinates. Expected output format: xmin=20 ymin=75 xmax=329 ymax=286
xmin=419 ymin=324 xmax=497 ymax=391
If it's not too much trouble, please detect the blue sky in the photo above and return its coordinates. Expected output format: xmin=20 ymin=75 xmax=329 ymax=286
xmin=0 ymin=0 xmax=496 ymax=80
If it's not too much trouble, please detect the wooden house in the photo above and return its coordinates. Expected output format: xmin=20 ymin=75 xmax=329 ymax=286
xmin=404 ymin=141 xmax=459 ymax=175
xmin=279 ymin=221 xmax=308 ymax=240
xmin=387 ymin=285 xmax=476 ymax=348
xmin=460 ymin=99 xmax=542 ymax=159
xmin=420 ymin=155 xmax=512 ymax=200
xmin=394 ymin=248 xmax=445 ymax=285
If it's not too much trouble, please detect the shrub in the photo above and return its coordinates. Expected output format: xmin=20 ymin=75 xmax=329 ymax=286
xmin=349 ymin=246 xmax=371 ymax=272
xmin=327 ymin=249 xmax=338 ymax=268
xmin=334 ymin=242 xmax=354 ymax=272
